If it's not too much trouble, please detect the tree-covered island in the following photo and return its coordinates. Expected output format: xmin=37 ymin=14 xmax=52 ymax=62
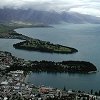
xmin=13 ymin=40 xmax=78 ymax=54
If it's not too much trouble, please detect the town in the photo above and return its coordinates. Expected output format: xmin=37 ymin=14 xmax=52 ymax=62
xmin=0 ymin=70 xmax=100 ymax=100
xmin=0 ymin=51 xmax=99 ymax=100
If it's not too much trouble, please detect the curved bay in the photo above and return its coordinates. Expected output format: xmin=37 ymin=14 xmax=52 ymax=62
xmin=0 ymin=23 xmax=100 ymax=91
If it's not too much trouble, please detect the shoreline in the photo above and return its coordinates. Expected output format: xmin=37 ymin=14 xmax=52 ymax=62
xmin=0 ymin=24 xmax=78 ymax=54
xmin=0 ymin=51 xmax=97 ymax=73
xmin=13 ymin=40 xmax=78 ymax=54
xmin=1 ymin=70 xmax=100 ymax=100
xmin=0 ymin=23 xmax=99 ymax=99
xmin=0 ymin=24 xmax=97 ymax=73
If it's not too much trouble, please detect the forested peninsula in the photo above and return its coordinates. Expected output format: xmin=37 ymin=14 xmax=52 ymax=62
xmin=10 ymin=60 xmax=97 ymax=73
xmin=13 ymin=40 xmax=78 ymax=54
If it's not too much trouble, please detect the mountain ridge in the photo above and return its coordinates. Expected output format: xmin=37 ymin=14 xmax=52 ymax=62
xmin=0 ymin=8 xmax=100 ymax=24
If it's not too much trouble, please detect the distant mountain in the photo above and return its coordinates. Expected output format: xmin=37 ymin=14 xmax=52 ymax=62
xmin=0 ymin=8 xmax=100 ymax=24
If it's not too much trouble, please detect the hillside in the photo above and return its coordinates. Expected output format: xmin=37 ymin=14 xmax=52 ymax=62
xmin=0 ymin=8 xmax=100 ymax=24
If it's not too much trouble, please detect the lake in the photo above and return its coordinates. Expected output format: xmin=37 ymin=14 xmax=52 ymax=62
xmin=0 ymin=23 xmax=100 ymax=91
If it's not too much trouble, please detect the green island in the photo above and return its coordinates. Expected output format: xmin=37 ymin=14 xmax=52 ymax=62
xmin=13 ymin=40 xmax=78 ymax=54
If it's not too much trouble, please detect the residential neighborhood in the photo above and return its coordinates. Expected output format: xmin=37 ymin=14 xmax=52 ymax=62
xmin=0 ymin=70 xmax=100 ymax=100
xmin=0 ymin=51 xmax=100 ymax=100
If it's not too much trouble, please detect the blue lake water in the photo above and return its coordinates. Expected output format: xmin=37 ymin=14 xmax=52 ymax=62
xmin=0 ymin=23 xmax=100 ymax=91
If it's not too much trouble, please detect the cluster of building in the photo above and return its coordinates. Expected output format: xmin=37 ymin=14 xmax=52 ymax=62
xmin=0 ymin=51 xmax=100 ymax=100
xmin=0 ymin=51 xmax=15 ymax=66
xmin=0 ymin=70 xmax=100 ymax=100
xmin=0 ymin=51 xmax=16 ymax=79
xmin=0 ymin=70 xmax=35 ymax=100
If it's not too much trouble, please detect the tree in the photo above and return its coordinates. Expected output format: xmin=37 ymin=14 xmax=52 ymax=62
xmin=95 ymin=91 xmax=98 ymax=96
xmin=91 ymin=89 xmax=93 ymax=94
xmin=99 ymin=90 xmax=100 ymax=96
xmin=63 ymin=86 xmax=66 ymax=91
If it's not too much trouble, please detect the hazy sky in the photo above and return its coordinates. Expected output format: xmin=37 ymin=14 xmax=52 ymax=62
xmin=0 ymin=0 xmax=100 ymax=17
